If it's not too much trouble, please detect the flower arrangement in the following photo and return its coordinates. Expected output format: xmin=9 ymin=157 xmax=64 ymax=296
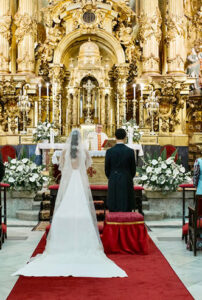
xmin=32 ymin=121 xmax=56 ymax=143
xmin=138 ymin=150 xmax=191 ymax=193
xmin=122 ymin=119 xmax=143 ymax=143
xmin=4 ymin=158 xmax=48 ymax=191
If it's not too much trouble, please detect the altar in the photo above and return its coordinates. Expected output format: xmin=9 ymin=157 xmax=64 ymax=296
xmin=36 ymin=143 xmax=144 ymax=185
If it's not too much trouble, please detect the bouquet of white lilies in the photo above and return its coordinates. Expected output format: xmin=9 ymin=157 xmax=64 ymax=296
xmin=4 ymin=158 xmax=48 ymax=191
xmin=138 ymin=150 xmax=191 ymax=193
xmin=33 ymin=121 xmax=55 ymax=143
xmin=122 ymin=119 xmax=143 ymax=143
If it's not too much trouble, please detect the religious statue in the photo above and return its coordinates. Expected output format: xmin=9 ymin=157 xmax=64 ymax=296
xmin=187 ymin=48 xmax=202 ymax=90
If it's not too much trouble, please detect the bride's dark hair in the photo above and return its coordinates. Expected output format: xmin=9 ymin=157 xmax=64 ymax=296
xmin=70 ymin=130 xmax=79 ymax=159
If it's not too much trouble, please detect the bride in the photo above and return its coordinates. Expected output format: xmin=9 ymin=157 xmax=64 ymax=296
xmin=13 ymin=129 xmax=127 ymax=277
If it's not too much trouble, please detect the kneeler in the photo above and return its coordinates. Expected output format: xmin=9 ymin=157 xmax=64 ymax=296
xmin=102 ymin=212 xmax=149 ymax=254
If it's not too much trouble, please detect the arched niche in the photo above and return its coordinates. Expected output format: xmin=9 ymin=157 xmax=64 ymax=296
xmin=53 ymin=29 xmax=126 ymax=67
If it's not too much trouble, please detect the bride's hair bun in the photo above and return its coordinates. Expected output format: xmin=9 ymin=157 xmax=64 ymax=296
xmin=70 ymin=130 xmax=79 ymax=159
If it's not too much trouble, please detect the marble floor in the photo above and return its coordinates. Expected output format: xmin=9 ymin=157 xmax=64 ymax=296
xmin=0 ymin=219 xmax=201 ymax=300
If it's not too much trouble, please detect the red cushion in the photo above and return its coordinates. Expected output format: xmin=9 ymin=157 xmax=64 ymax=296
xmin=90 ymin=185 xmax=108 ymax=190
xmin=179 ymin=184 xmax=195 ymax=188
xmin=183 ymin=219 xmax=202 ymax=236
xmin=48 ymin=185 xmax=59 ymax=190
xmin=134 ymin=186 xmax=144 ymax=191
xmin=1 ymin=145 xmax=16 ymax=163
xmin=0 ymin=183 xmax=10 ymax=188
xmin=182 ymin=223 xmax=188 ymax=236
xmin=2 ymin=223 xmax=7 ymax=233
xmin=106 ymin=212 xmax=144 ymax=223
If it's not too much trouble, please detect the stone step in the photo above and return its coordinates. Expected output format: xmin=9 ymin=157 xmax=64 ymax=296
xmin=142 ymin=201 xmax=150 ymax=210
xmin=144 ymin=210 xmax=165 ymax=221
xmin=40 ymin=209 xmax=50 ymax=221
xmin=16 ymin=210 xmax=39 ymax=221
xmin=41 ymin=200 xmax=50 ymax=210
xmin=34 ymin=191 xmax=44 ymax=202
xmin=32 ymin=201 xmax=41 ymax=211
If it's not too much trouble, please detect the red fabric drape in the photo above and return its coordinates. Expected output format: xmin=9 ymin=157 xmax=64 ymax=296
xmin=102 ymin=222 xmax=149 ymax=254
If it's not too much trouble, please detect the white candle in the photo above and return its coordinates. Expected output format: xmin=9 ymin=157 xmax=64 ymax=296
xmin=46 ymin=83 xmax=50 ymax=97
xmin=133 ymin=84 xmax=136 ymax=99
xmin=141 ymin=84 xmax=144 ymax=98
xmin=95 ymin=94 xmax=97 ymax=117
xmin=38 ymin=83 xmax=42 ymax=98
xmin=80 ymin=95 xmax=83 ymax=117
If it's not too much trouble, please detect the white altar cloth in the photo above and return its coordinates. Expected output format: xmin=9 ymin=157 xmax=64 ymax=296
xmin=48 ymin=144 xmax=144 ymax=165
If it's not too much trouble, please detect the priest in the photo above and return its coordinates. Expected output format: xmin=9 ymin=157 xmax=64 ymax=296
xmin=87 ymin=124 xmax=108 ymax=151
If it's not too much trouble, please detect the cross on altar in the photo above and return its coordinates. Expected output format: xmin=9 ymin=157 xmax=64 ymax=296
xmin=83 ymin=79 xmax=95 ymax=124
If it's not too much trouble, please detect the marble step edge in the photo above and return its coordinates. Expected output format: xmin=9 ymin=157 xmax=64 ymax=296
xmin=16 ymin=210 xmax=39 ymax=221
xmin=143 ymin=210 xmax=165 ymax=221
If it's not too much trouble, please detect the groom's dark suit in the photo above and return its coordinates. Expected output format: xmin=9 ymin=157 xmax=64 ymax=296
xmin=105 ymin=143 xmax=136 ymax=212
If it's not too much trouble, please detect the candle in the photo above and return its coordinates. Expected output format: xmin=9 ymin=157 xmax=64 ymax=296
xmin=38 ymin=83 xmax=42 ymax=98
xmin=80 ymin=94 xmax=83 ymax=117
xmin=111 ymin=109 xmax=113 ymax=124
xmin=133 ymin=84 xmax=136 ymax=99
xmin=46 ymin=82 xmax=50 ymax=97
xmin=141 ymin=83 xmax=144 ymax=98
xmin=94 ymin=93 xmax=97 ymax=118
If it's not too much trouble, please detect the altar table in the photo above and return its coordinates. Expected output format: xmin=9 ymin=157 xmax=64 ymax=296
xmin=36 ymin=143 xmax=144 ymax=184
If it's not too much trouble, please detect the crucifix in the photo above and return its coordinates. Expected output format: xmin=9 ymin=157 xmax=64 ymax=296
xmin=83 ymin=79 xmax=95 ymax=123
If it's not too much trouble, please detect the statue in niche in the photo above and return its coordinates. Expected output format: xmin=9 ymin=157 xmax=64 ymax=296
xmin=186 ymin=48 xmax=202 ymax=90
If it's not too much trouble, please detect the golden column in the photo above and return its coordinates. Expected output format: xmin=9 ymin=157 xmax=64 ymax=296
xmin=100 ymin=88 xmax=106 ymax=130
xmin=166 ymin=0 xmax=186 ymax=74
xmin=0 ymin=0 xmax=11 ymax=73
xmin=72 ymin=88 xmax=78 ymax=127
xmin=139 ymin=0 xmax=162 ymax=75
xmin=14 ymin=0 xmax=36 ymax=73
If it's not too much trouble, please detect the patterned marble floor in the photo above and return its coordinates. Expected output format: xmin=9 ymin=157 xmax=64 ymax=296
xmin=0 ymin=219 xmax=201 ymax=300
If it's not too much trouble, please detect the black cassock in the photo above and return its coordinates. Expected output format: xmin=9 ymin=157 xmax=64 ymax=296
xmin=105 ymin=144 xmax=136 ymax=212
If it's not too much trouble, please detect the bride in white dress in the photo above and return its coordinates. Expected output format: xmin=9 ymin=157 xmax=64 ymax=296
xmin=13 ymin=129 xmax=127 ymax=278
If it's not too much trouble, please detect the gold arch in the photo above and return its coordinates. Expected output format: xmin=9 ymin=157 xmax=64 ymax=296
xmin=53 ymin=29 xmax=126 ymax=65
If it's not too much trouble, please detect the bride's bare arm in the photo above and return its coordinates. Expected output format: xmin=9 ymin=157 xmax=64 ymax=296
xmin=85 ymin=149 xmax=92 ymax=169
xmin=59 ymin=150 xmax=66 ymax=171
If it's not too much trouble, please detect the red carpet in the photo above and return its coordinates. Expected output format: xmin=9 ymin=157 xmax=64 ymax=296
xmin=7 ymin=234 xmax=193 ymax=300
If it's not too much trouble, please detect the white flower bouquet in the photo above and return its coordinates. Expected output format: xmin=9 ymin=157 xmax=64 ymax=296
xmin=4 ymin=158 xmax=48 ymax=191
xmin=122 ymin=119 xmax=143 ymax=143
xmin=138 ymin=150 xmax=191 ymax=193
xmin=33 ymin=121 xmax=56 ymax=143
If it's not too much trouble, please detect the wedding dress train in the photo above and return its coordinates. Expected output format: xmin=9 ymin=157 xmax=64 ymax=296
xmin=13 ymin=130 xmax=127 ymax=278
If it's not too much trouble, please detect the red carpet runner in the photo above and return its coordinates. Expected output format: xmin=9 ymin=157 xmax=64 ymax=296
xmin=7 ymin=234 xmax=193 ymax=300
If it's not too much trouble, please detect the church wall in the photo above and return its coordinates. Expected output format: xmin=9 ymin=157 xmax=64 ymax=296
xmin=0 ymin=0 xmax=201 ymax=153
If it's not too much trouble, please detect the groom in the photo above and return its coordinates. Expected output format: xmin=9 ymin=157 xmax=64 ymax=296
xmin=105 ymin=128 xmax=136 ymax=212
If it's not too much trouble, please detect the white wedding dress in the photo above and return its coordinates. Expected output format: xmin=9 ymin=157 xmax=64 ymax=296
xmin=13 ymin=130 xmax=127 ymax=278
